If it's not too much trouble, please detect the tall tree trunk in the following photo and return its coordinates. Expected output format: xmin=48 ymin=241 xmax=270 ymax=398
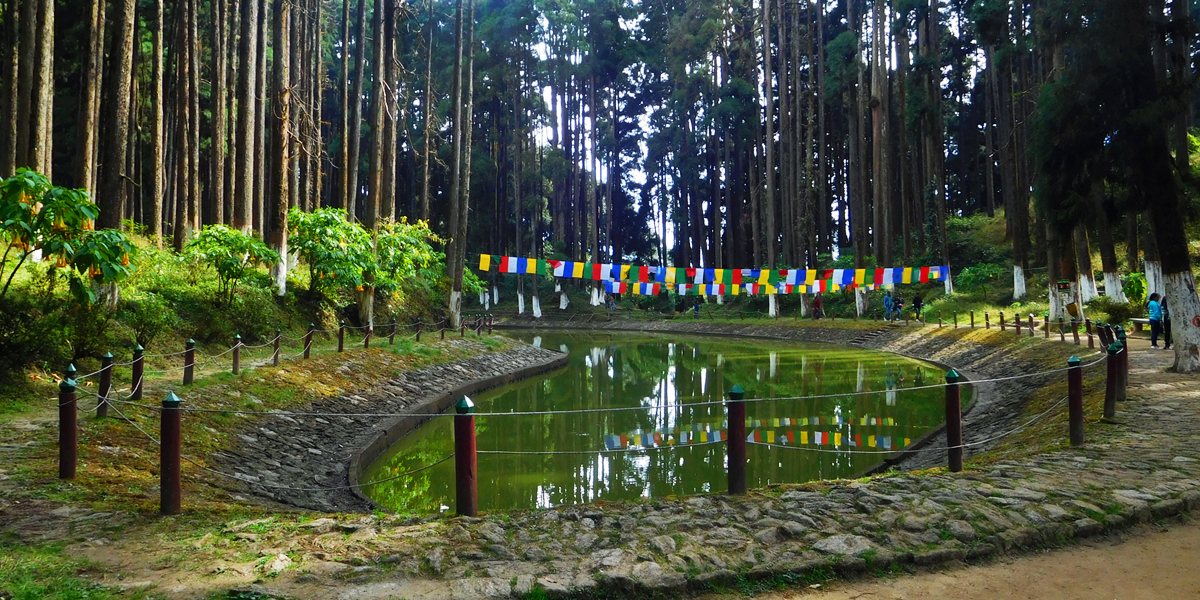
xmin=456 ymin=0 xmax=475 ymax=285
xmin=98 ymin=0 xmax=135 ymax=230
xmin=77 ymin=0 xmax=104 ymax=192
xmin=254 ymin=0 xmax=268 ymax=232
xmin=1091 ymin=183 xmax=1126 ymax=302
xmin=762 ymin=0 xmax=775 ymax=268
xmin=347 ymin=0 xmax=367 ymax=222
xmin=419 ymin=0 xmax=435 ymax=222
xmin=364 ymin=0 xmax=386 ymax=228
xmin=173 ymin=0 xmax=192 ymax=252
xmin=148 ymin=0 xmax=164 ymax=244
xmin=31 ymin=0 xmax=52 ymax=177
xmin=269 ymin=0 xmax=290 ymax=296
xmin=1074 ymin=223 xmax=1097 ymax=302
xmin=381 ymin=0 xmax=398 ymax=222
xmin=14 ymin=0 xmax=34 ymax=170
xmin=445 ymin=0 xmax=465 ymax=327
xmin=210 ymin=0 xmax=227 ymax=225
xmin=188 ymin=0 xmax=201 ymax=235
xmin=338 ymin=0 xmax=351 ymax=211
xmin=234 ymin=0 xmax=259 ymax=231
xmin=0 ymin=0 xmax=17 ymax=176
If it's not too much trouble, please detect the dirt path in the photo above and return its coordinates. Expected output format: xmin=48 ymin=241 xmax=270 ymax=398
xmin=743 ymin=336 xmax=1199 ymax=600
xmin=744 ymin=520 xmax=1200 ymax=600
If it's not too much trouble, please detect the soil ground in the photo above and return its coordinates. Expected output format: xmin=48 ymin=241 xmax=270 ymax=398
xmin=743 ymin=519 xmax=1200 ymax=600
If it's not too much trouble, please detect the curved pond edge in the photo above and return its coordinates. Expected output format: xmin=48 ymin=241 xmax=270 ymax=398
xmin=495 ymin=317 xmax=1066 ymax=475
xmin=347 ymin=350 xmax=570 ymax=511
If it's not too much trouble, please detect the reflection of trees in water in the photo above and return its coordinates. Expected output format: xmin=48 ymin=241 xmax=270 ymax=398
xmin=366 ymin=333 xmax=951 ymax=512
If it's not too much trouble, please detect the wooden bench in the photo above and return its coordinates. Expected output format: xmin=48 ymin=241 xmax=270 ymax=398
xmin=1130 ymin=318 xmax=1151 ymax=332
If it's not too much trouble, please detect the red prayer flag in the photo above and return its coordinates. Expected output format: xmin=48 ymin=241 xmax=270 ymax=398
xmin=919 ymin=266 xmax=930 ymax=282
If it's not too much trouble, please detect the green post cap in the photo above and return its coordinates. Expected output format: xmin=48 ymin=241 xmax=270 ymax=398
xmin=729 ymin=384 xmax=745 ymax=401
xmin=276 ymin=328 xmax=281 ymax=334
xmin=340 ymin=320 xmax=346 ymax=326
xmin=163 ymin=391 xmax=182 ymax=408
xmin=945 ymin=369 xmax=961 ymax=383
xmin=60 ymin=377 xmax=76 ymax=391
xmin=103 ymin=352 xmax=114 ymax=360
xmin=134 ymin=344 xmax=144 ymax=353
xmin=455 ymin=396 xmax=475 ymax=414
xmin=186 ymin=339 xmax=196 ymax=348
xmin=65 ymin=363 xmax=77 ymax=379
xmin=309 ymin=322 xmax=316 ymax=329
xmin=234 ymin=334 xmax=241 ymax=341
xmin=1068 ymin=356 xmax=1081 ymax=367
xmin=1109 ymin=341 xmax=1123 ymax=353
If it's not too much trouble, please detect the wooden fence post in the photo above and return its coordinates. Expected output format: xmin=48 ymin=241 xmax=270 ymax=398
xmin=232 ymin=335 xmax=242 ymax=375
xmin=1104 ymin=342 xmax=1123 ymax=418
xmin=389 ymin=319 xmax=397 ymax=344
xmin=338 ymin=321 xmax=346 ymax=352
xmin=454 ymin=396 xmax=478 ymax=517
xmin=131 ymin=345 xmax=144 ymax=401
xmin=304 ymin=323 xmax=314 ymax=359
xmin=945 ymin=369 xmax=963 ymax=473
xmin=273 ymin=329 xmax=281 ymax=365
xmin=160 ymin=392 xmax=182 ymax=515
xmin=727 ymin=385 xmax=747 ymax=495
xmin=1068 ymin=356 xmax=1084 ymax=446
xmin=59 ymin=368 xmax=77 ymax=480
xmin=97 ymin=353 xmax=113 ymax=418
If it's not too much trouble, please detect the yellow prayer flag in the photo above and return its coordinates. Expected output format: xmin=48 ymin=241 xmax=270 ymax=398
xmin=901 ymin=267 xmax=913 ymax=284
xmin=665 ymin=268 xmax=677 ymax=284
xmin=525 ymin=259 xmax=538 ymax=274
xmin=479 ymin=254 xmax=492 ymax=271
xmin=854 ymin=269 xmax=866 ymax=285
xmin=572 ymin=262 xmax=586 ymax=278
xmin=620 ymin=264 xmax=631 ymax=281
xmin=805 ymin=269 xmax=816 ymax=285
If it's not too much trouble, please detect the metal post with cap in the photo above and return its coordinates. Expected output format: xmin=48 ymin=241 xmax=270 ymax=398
xmin=1104 ymin=341 xmax=1124 ymax=418
xmin=97 ymin=352 xmax=113 ymax=418
xmin=304 ymin=323 xmax=315 ymax=359
xmin=183 ymin=339 xmax=196 ymax=385
xmin=160 ymin=392 xmax=182 ymax=515
xmin=944 ymin=369 xmax=964 ymax=473
xmin=454 ymin=396 xmax=478 ymax=516
xmin=131 ymin=345 xmax=145 ymax=401
xmin=59 ymin=365 xmax=77 ymax=479
xmin=1067 ymin=356 xmax=1084 ymax=446
xmin=1116 ymin=327 xmax=1128 ymax=397
xmin=727 ymin=384 xmax=747 ymax=495
xmin=232 ymin=334 xmax=242 ymax=375
xmin=338 ymin=321 xmax=346 ymax=352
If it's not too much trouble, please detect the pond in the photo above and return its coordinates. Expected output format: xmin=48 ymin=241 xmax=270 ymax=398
xmin=361 ymin=331 xmax=964 ymax=513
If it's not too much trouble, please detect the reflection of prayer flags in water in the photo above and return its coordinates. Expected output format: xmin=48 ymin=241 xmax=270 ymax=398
xmin=654 ymin=432 xmax=662 ymax=445
xmin=619 ymin=434 xmax=628 ymax=447
xmin=882 ymin=436 xmax=891 ymax=449
xmin=855 ymin=434 xmax=863 ymax=447
xmin=680 ymin=432 xmax=689 ymax=444
xmin=786 ymin=431 xmax=795 ymax=443
xmin=801 ymin=431 xmax=809 ymax=444
xmin=904 ymin=437 xmax=910 ymax=447
xmin=834 ymin=432 xmax=842 ymax=446
xmin=767 ymin=431 xmax=775 ymax=444
xmin=869 ymin=435 xmax=876 ymax=448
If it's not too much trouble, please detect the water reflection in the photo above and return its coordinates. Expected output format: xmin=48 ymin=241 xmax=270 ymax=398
xmin=362 ymin=332 xmax=959 ymax=513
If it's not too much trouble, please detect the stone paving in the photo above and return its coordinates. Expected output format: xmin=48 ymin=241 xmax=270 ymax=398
xmin=199 ymin=322 xmax=1199 ymax=600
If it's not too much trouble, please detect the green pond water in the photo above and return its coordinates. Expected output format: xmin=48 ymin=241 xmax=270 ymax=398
xmin=362 ymin=331 xmax=964 ymax=513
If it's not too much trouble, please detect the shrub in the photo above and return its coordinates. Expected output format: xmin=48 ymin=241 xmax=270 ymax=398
xmin=1086 ymin=296 xmax=1142 ymax=327
xmin=185 ymin=225 xmax=279 ymax=304
xmin=117 ymin=292 xmax=180 ymax=347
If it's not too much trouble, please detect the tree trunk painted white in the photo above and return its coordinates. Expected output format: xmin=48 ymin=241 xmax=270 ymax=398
xmin=492 ymin=286 xmax=499 ymax=305
xmin=1079 ymin=272 xmax=1098 ymax=303
xmin=1166 ymin=271 xmax=1200 ymax=373
xmin=943 ymin=270 xmax=954 ymax=295
xmin=799 ymin=294 xmax=810 ymax=317
xmin=559 ymin=291 xmax=568 ymax=309
xmin=1012 ymin=265 xmax=1027 ymax=300
xmin=1145 ymin=260 xmax=1164 ymax=298
xmin=590 ymin=286 xmax=600 ymax=306
xmin=1049 ymin=280 xmax=1085 ymax=323
xmin=448 ymin=289 xmax=461 ymax=328
xmin=856 ymin=360 xmax=865 ymax=392
xmin=272 ymin=241 xmax=287 ymax=296
xmin=1103 ymin=271 xmax=1127 ymax=302
xmin=358 ymin=286 xmax=374 ymax=328
xmin=716 ymin=295 xmax=724 ymax=305
xmin=518 ymin=293 xmax=525 ymax=314
xmin=479 ymin=290 xmax=485 ymax=305
xmin=532 ymin=296 xmax=541 ymax=318
xmin=768 ymin=294 xmax=778 ymax=317
xmin=854 ymin=288 xmax=868 ymax=316
xmin=95 ymin=282 xmax=119 ymax=309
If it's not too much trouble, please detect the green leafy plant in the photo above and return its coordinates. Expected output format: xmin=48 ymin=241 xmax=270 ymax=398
xmin=0 ymin=168 xmax=138 ymax=305
xmin=1121 ymin=272 xmax=1146 ymax=305
xmin=185 ymin=225 xmax=279 ymax=304
xmin=955 ymin=262 xmax=1007 ymax=295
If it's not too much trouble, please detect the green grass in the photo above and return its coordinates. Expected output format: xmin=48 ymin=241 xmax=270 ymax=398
xmin=0 ymin=539 xmax=135 ymax=600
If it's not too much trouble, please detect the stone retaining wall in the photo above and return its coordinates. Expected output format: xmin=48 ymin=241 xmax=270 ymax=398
xmin=210 ymin=340 xmax=566 ymax=512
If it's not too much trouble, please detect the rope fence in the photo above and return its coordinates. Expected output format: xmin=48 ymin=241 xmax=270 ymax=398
xmin=51 ymin=320 xmax=1130 ymax=516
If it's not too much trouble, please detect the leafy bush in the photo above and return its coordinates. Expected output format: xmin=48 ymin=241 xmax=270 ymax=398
xmin=1086 ymin=296 xmax=1142 ymax=327
xmin=955 ymin=262 xmax=1007 ymax=293
xmin=117 ymin=292 xmax=179 ymax=347
xmin=1121 ymin=272 xmax=1146 ymax=305
xmin=185 ymin=225 xmax=279 ymax=304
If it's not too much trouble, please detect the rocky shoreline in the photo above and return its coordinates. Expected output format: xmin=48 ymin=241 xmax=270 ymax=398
xmin=209 ymin=340 xmax=567 ymax=512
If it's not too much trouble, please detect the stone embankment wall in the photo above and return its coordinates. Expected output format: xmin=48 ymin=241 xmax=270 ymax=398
xmin=211 ymin=340 xmax=566 ymax=512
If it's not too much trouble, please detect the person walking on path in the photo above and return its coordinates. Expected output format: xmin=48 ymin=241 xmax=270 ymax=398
xmin=913 ymin=294 xmax=924 ymax=322
xmin=893 ymin=295 xmax=904 ymax=324
xmin=1147 ymin=293 xmax=1164 ymax=348
xmin=883 ymin=291 xmax=894 ymax=322
xmin=813 ymin=293 xmax=824 ymax=319
xmin=1162 ymin=296 xmax=1172 ymax=350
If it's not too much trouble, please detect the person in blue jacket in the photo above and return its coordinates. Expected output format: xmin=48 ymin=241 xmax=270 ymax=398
xmin=883 ymin=291 xmax=894 ymax=321
xmin=1147 ymin=293 xmax=1163 ymax=349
